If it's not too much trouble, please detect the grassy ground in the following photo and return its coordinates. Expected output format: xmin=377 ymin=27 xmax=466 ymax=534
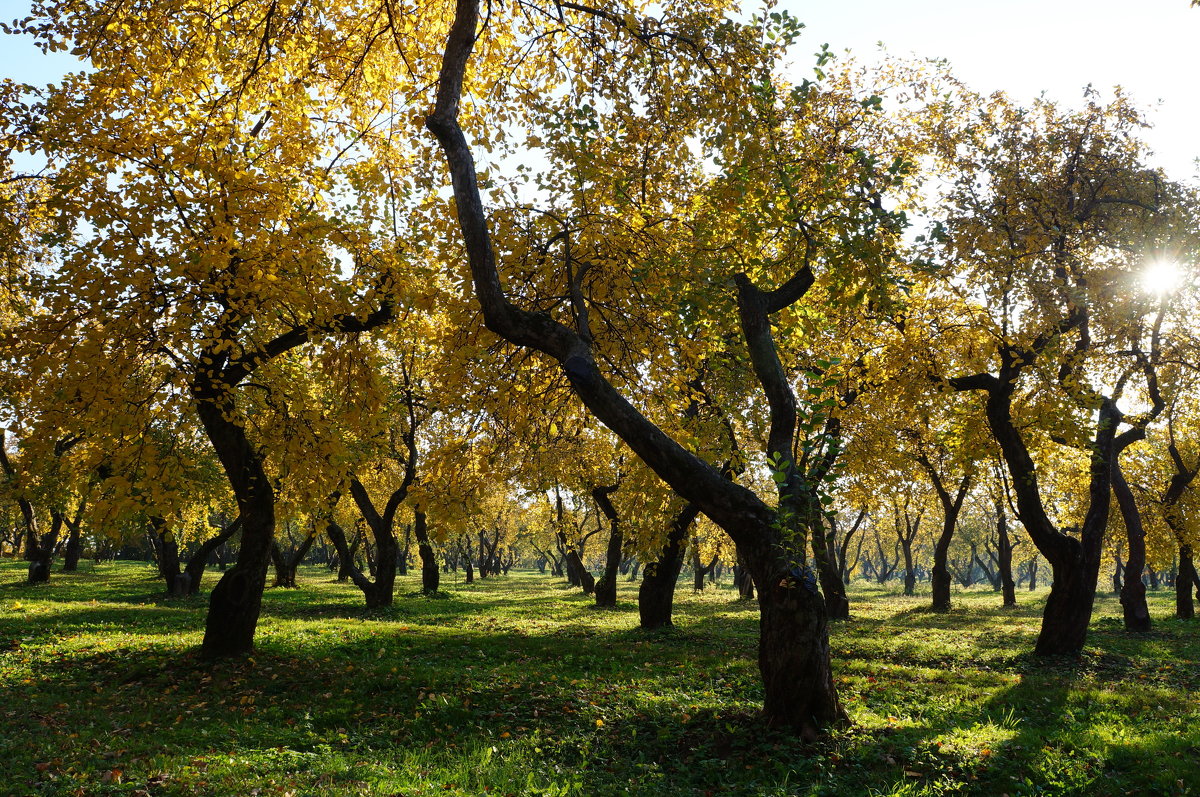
xmin=0 ymin=561 xmax=1197 ymax=796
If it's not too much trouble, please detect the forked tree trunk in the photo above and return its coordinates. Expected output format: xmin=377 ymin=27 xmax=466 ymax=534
xmin=271 ymin=532 xmax=315 ymax=589
xmin=61 ymin=515 xmax=83 ymax=572
xmin=1 ymin=431 xmax=60 ymax=584
xmin=149 ymin=516 xmax=190 ymax=597
xmin=1036 ymin=539 xmax=1100 ymax=655
xmin=952 ymin=374 xmax=1121 ymax=657
xmin=638 ymin=504 xmax=697 ymax=629
xmin=691 ymin=546 xmax=718 ymax=593
xmin=733 ymin=550 xmax=755 ymax=600
xmin=924 ymin=471 xmax=971 ymax=613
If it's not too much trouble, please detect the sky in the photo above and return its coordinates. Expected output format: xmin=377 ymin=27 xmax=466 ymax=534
xmin=784 ymin=0 xmax=1199 ymax=178
xmin=0 ymin=0 xmax=1196 ymax=177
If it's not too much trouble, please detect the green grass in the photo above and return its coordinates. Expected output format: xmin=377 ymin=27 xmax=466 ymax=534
xmin=0 ymin=561 xmax=1197 ymax=796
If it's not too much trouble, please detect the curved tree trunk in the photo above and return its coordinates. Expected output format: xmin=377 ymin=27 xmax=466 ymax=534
xmin=271 ymin=532 xmax=316 ymax=589
xmin=952 ymin=375 xmax=1120 ymax=657
xmin=922 ymin=472 xmax=970 ymax=613
xmin=149 ymin=516 xmax=190 ymax=596
xmin=1113 ymin=453 xmax=1151 ymax=631
xmin=184 ymin=517 xmax=242 ymax=596
xmin=426 ymin=2 xmax=845 ymax=734
xmin=195 ymin=400 xmax=275 ymax=658
xmin=733 ymin=550 xmax=755 ymax=601
xmin=61 ymin=512 xmax=84 ymax=572
xmin=691 ymin=545 xmax=718 ymax=593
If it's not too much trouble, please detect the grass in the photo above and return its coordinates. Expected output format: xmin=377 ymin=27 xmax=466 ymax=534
xmin=0 ymin=561 xmax=1197 ymax=796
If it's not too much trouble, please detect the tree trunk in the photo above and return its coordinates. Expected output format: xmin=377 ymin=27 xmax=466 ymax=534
xmin=183 ymin=517 xmax=243 ymax=596
xmin=733 ymin=549 xmax=755 ymax=601
xmin=996 ymin=506 xmax=1017 ymax=608
xmin=414 ymin=510 xmax=439 ymax=594
xmin=690 ymin=545 xmax=718 ymax=593
xmin=638 ymin=504 xmax=697 ymax=629
xmin=1177 ymin=545 xmax=1196 ymax=620
xmin=398 ymin=524 xmax=411 ymax=576
xmin=1028 ymin=556 xmax=1038 ymax=591
xmin=61 ymin=515 xmax=83 ymax=572
xmin=901 ymin=539 xmax=916 ymax=596
xmin=426 ymin=1 xmax=845 ymax=733
xmin=149 ymin=517 xmax=189 ymax=597
xmin=810 ymin=516 xmax=849 ymax=620
xmin=271 ymin=532 xmax=315 ymax=589
xmin=592 ymin=484 xmax=622 ymax=609
xmin=747 ymin=552 xmax=844 ymax=741
xmin=194 ymin=399 xmax=275 ymax=659
xmin=957 ymin=376 xmax=1120 ymax=657
xmin=461 ymin=543 xmax=474 ymax=584
xmin=1112 ymin=459 xmax=1151 ymax=631
xmin=1035 ymin=538 xmax=1099 ymax=656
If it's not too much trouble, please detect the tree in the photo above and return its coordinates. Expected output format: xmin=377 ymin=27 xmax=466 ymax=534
xmin=425 ymin=0 xmax=921 ymax=735
xmin=925 ymin=90 xmax=1198 ymax=655
xmin=5 ymin=2 xmax=437 ymax=653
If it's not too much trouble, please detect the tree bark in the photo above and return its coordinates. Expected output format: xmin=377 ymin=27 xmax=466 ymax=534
xmin=414 ymin=509 xmax=439 ymax=594
xmin=149 ymin=516 xmax=190 ymax=597
xmin=1177 ymin=545 xmax=1196 ymax=620
xmin=733 ymin=548 xmax=755 ymax=600
xmin=810 ymin=516 xmax=849 ymax=619
xmin=996 ymin=504 xmax=1017 ymax=608
xmin=1113 ymin=451 xmax=1151 ymax=631
xmin=921 ymin=467 xmax=971 ymax=613
xmin=61 ymin=512 xmax=83 ymax=572
xmin=592 ymin=484 xmax=622 ymax=608
xmin=748 ymin=551 xmax=843 ymax=742
xmin=270 ymin=532 xmax=315 ymax=589
xmin=691 ymin=545 xmax=718 ymax=593
xmin=638 ymin=504 xmax=698 ymax=629
xmin=194 ymin=398 xmax=275 ymax=658
xmin=951 ymin=369 xmax=1121 ymax=656
xmin=183 ymin=517 xmax=242 ymax=596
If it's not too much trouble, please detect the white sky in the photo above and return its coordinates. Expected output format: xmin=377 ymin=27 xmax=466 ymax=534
xmin=1 ymin=0 xmax=1196 ymax=176
xmin=785 ymin=0 xmax=1199 ymax=179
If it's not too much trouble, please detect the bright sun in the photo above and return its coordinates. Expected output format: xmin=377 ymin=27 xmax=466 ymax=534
xmin=1140 ymin=260 xmax=1184 ymax=296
